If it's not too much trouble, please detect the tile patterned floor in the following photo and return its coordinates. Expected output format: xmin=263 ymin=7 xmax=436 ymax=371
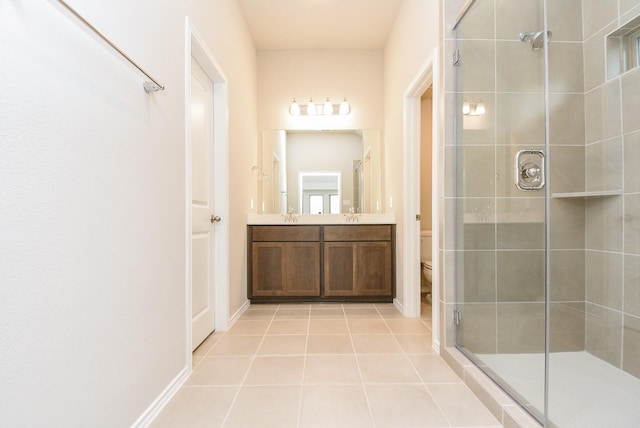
xmin=151 ymin=303 xmax=500 ymax=428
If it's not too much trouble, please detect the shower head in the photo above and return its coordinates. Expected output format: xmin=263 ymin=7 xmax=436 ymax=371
xmin=519 ymin=30 xmax=552 ymax=50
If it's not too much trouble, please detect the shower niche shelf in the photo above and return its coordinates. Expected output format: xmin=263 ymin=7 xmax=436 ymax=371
xmin=551 ymin=190 xmax=622 ymax=199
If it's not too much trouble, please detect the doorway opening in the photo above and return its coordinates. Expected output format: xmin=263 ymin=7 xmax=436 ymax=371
xmin=402 ymin=48 xmax=439 ymax=352
xmin=185 ymin=18 xmax=230 ymax=363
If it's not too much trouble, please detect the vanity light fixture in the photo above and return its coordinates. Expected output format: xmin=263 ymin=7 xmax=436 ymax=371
xmin=339 ymin=97 xmax=351 ymax=115
xmin=289 ymin=98 xmax=301 ymax=116
xmin=323 ymin=98 xmax=334 ymax=115
xmin=288 ymin=97 xmax=351 ymax=116
xmin=462 ymin=99 xmax=485 ymax=116
xmin=462 ymin=99 xmax=471 ymax=115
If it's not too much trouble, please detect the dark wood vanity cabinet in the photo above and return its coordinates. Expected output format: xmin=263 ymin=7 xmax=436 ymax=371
xmin=248 ymin=224 xmax=395 ymax=302
xmin=324 ymin=225 xmax=393 ymax=297
xmin=249 ymin=226 xmax=321 ymax=297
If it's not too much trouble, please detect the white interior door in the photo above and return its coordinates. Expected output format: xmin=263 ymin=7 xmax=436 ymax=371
xmin=191 ymin=57 xmax=215 ymax=350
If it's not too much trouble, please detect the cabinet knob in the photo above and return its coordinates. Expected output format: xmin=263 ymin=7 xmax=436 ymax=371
xmin=211 ymin=215 xmax=221 ymax=223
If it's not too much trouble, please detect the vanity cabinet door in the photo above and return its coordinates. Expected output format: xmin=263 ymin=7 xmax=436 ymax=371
xmin=356 ymin=242 xmax=392 ymax=296
xmin=324 ymin=225 xmax=393 ymax=297
xmin=324 ymin=242 xmax=357 ymax=296
xmin=251 ymin=241 xmax=320 ymax=297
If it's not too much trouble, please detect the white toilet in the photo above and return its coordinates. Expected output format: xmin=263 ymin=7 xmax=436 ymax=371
xmin=420 ymin=230 xmax=432 ymax=303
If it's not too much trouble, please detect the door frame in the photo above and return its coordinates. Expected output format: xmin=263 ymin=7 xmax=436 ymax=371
xmin=402 ymin=48 xmax=440 ymax=352
xmin=185 ymin=18 xmax=229 ymax=367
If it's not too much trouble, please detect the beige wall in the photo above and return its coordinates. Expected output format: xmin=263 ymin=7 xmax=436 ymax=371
xmin=0 ymin=0 xmax=257 ymax=425
xmin=420 ymin=91 xmax=433 ymax=231
xmin=384 ymin=0 xmax=440 ymax=306
xmin=257 ymin=50 xmax=384 ymax=131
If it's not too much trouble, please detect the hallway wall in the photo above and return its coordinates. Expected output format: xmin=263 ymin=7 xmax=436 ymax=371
xmin=0 ymin=0 xmax=256 ymax=425
xmin=384 ymin=0 xmax=440 ymax=306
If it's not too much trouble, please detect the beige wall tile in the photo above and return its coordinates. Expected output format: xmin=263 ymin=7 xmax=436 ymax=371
xmin=496 ymin=41 xmax=545 ymax=92
xmin=622 ymin=68 xmax=640 ymax=134
xmin=548 ymin=0 xmax=583 ymax=42
xmin=624 ymin=194 xmax=640 ymax=254
xmin=549 ymin=146 xmax=585 ymax=194
xmin=585 ymin=79 xmax=622 ymax=144
xmin=457 ymin=251 xmax=496 ymax=302
xmin=586 ymin=250 xmax=623 ymax=309
xmin=550 ymin=302 xmax=586 ymax=352
xmin=496 ymin=0 xmax=544 ymax=41
xmin=454 ymin=0 xmax=494 ymax=40
xmin=497 ymin=251 xmax=545 ymax=302
xmin=496 ymin=93 xmax=546 ymax=145
xmin=586 ymin=303 xmax=623 ymax=367
xmin=624 ymin=255 xmax=640 ymax=317
xmin=458 ymin=303 xmax=497 ymax=354
xmin=497 ymin=221 xmax=545 ymax=250
xmin=550 ymin=250 xmax=586 ymax=301
xmin=549 ymin=94 xmax=585 ymax=145
xmin=586 ymin=137 xmax=623 ymax=191
xmin=497 ymin=303 xmax=545 ymax=353
xmin=620 ymin=0 xmax=640 ymax=15
xmin=624 ymin=131 xmax=640 ymax=192
xmin=460 ymin=222 xmax=496 ymax=250
xmin=457 ymin=146 xmax=496 ymax=197
xmin=585 ymin=197 xmax=624 ymax=251
xmin=456 ymin=40 xmax=496 ymax=92
xmin=623 ymin=315 xmax=640 ymax=378
xmin=457 ymin=92 xmax=496 ymax=145
xmin=584 ymin=23 xmax=616 ymax=92
xmin=549 ymin=42 xmax=584 ymax=92
xmin=583 ymin=0 xmax=618 ymax=40
xmin=549 ymin=199 xmax=585 ymax=249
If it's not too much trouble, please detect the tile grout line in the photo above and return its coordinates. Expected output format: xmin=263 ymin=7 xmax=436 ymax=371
xmin=295 ymin=304 xmax=313 ymax=428
xmin=219 ymin=305 xmax=279 ymax=427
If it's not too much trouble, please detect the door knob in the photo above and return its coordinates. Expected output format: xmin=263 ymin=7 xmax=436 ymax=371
xmin=210 ymin=215 xmax=221 ymax=223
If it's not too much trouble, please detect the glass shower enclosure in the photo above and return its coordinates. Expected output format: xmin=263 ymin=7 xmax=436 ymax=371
xmin=452 ymin=0 xmax=640 ymax=426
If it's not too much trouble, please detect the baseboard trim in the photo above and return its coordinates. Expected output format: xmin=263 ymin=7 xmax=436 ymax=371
xmin=227 ymin=299 xmax=250 ymax=329
xmin=131 ymin=365 xmax=190 ymax=428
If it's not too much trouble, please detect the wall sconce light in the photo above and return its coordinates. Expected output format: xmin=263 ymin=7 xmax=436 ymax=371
xmin=289 ymin=97 xmax=351 ymax=116
xmin=463 ymin=100 xmax=486 ymax=116
xmin=289 ymin=98 xmax=301 ymax=116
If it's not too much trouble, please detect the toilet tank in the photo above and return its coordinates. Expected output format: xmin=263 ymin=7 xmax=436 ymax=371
xmin=420 ymin=230 xmax=432 ymax=262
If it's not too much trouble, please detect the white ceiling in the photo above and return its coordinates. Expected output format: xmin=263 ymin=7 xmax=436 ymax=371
xmin=237 ymin=0 xmax=403 ymax=50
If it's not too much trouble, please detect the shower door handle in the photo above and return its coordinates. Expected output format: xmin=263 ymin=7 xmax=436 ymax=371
xmin=515 ymin=150 xmax=545 ymax=191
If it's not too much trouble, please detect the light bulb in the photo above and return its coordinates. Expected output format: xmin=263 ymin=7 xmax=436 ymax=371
xmin=323 ymin=98 xmax=333 ymax=115
xmin=289 ymin=99 xmax=300 ymax=116
xmin=339 ymin=98 xmax=350 ymax=115
xmin=462 ymin=100 xmax=470 ymax=115
xmin=475 ymin=101 xmax=485 ymax=115
xmin=306 ymin=98 xmax=316 ymax=115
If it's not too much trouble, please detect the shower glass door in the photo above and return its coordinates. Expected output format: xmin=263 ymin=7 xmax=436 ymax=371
xmin=453 ymin=0 xmax=548 ymax=421
xmin=454 ymin=0 xmax=640 ymax=426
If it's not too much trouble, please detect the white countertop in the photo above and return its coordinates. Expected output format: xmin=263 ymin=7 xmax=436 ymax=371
xmin=246 ymin=213 xmax=397 ymax=225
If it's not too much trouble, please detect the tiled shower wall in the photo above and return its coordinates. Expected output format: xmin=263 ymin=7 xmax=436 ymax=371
xmin=441 ymin=0 xmax=640 ymax=379
xmin=582 ymin=0 xmax=640 ymax=378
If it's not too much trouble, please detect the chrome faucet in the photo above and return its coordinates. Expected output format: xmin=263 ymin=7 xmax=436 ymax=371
xmin=282 ymin=207 xmax=298 ymax=223
xmin=344 ymin=207 xmax=360 ymax=223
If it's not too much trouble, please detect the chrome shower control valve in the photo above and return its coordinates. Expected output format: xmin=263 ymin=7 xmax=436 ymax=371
xmin=515 ymin=150 xmax=545 ymax=191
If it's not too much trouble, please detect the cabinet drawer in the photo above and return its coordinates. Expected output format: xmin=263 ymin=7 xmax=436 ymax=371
xmin=251 ymin=225 xmax=320 ymax=242
xmin=324 ymin=225 xmax=392 ymax=241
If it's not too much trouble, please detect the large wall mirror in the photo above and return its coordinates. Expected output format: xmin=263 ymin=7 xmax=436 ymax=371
xmin=260 ymin=129 xmax=383 ymax=214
